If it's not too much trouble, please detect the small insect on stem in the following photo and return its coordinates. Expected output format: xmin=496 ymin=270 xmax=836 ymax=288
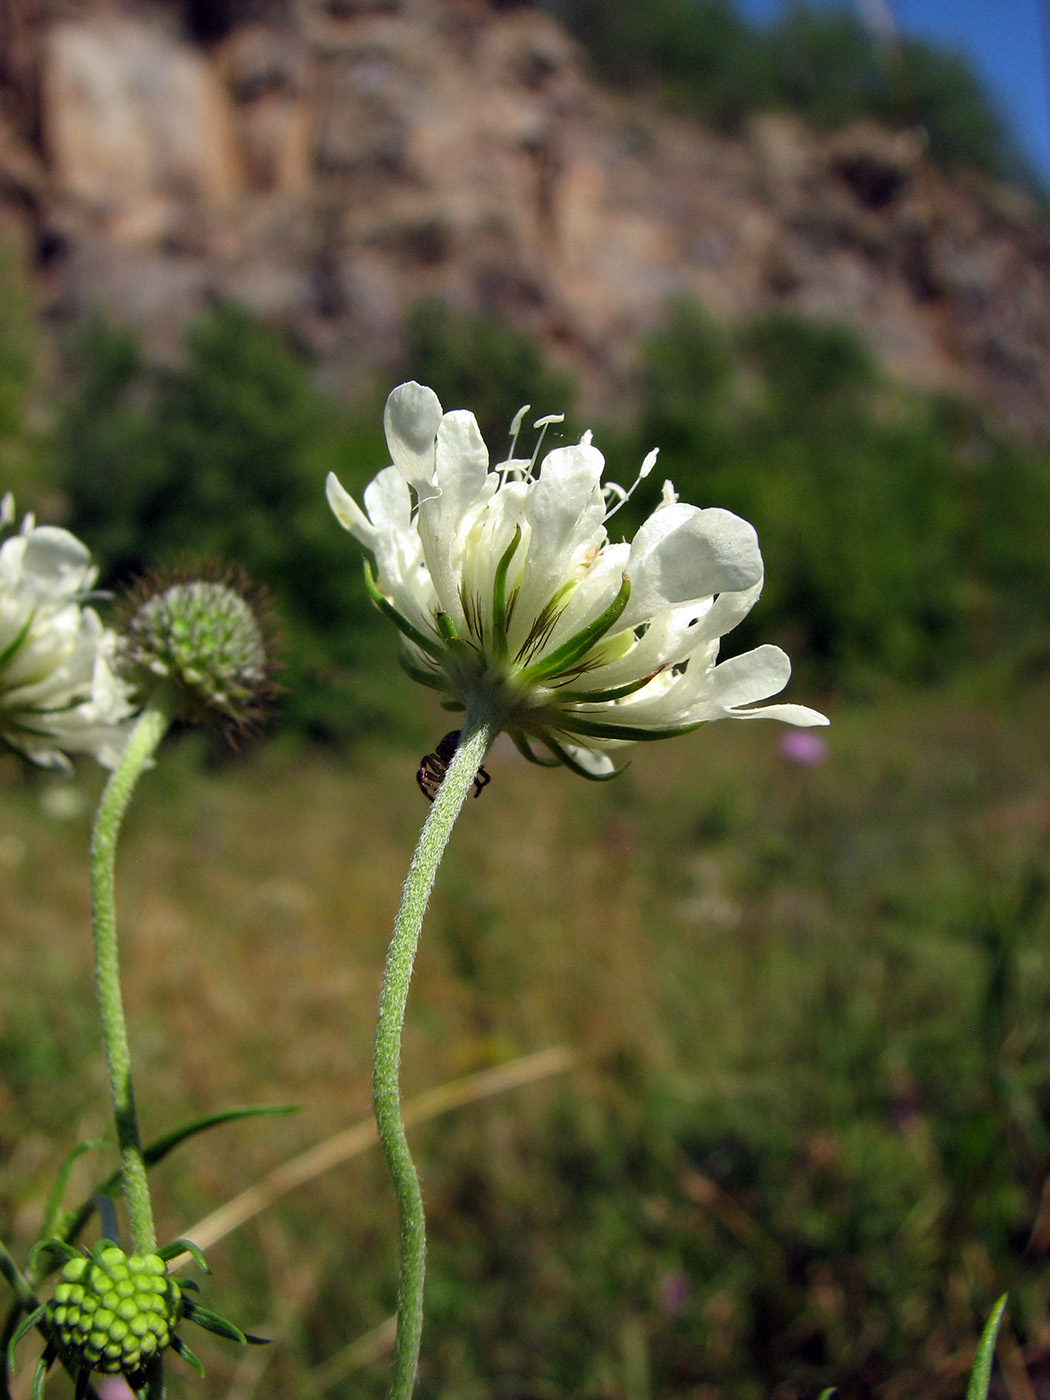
xmin=417 ymin=730 xmax=491 ymax=803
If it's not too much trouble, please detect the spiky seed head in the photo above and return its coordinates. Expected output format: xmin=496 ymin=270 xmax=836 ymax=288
xmin=117 ymin=569 xmax=276 ymax=732
xmin=46 ymin=1246 xmax=182 ymax=1377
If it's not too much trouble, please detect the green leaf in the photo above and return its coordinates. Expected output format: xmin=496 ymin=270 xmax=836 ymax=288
xmin=41 ymin=1144 xmax=104 ymax=1242
xmin=542 ymin=734 xmax=627 ymax=781
xmin=509 ymin=731 xmax=562 ymax=767
xmin=8 ymin=1305 xmax=46 ymax=1377
xmin=170 ymin=1333 xmax=205 ymax=1378
xmin=160 ymin=1239 xmax=209 ymax=1273
xmin=182 ymin=1300 xmax=267 ymax=1345
xmin=965 ymin=1295 xmax=1008 ymax=1400
xmin=26 ymin=1240 xmax=79 ymax=1279
xmin=552 ymin=665 xmax=666 ymax=704
xmin=398 ymin=654 xmax=447 ymax=692
xmin=144 ymin=1105 xmax=299 ymax=1168
xmin=555 ymin=712 xmax=700 ymax=743
xmin=31 ymin=1354 xmax=49 ymax=1400
xmin=64 ymin=1105 xmax=298 ymax=1246
xmin=0 ymin=1237 xmax=39 ymax=1311
xmin=490 ymin=526 xmax=522 ymax=660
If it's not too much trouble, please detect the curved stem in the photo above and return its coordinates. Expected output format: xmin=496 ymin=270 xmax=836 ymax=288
xmin=373 ymin=700 xmax=499 ymax=1400
xmin=89 ymin=690 xmax=175 ymax=1256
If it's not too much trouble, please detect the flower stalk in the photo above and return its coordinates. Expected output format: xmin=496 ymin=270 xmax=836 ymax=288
xmin=89 ymin=689 xmax=177 ymax=1256
xmin=372 ymin=701 xmax=499 ymax=1400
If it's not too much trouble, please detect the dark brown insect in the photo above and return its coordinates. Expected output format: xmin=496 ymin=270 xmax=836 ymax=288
xmin=417 ymin=729 xmax=491 ymax=803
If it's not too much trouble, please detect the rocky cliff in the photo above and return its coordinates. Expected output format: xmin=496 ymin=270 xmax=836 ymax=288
xmin=2 ymin=0 xmax=1049 ymax=435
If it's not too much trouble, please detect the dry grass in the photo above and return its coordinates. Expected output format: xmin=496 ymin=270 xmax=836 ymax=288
xmin=2 ymin=682 xmax=1050 ymax=1398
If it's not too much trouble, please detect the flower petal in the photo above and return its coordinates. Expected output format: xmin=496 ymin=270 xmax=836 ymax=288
xmin=326 ymin=472 xmax=375 ymax=547
xmin=623 ymin=505 xmax=763 ymax=625
xmin=513 ymin=443 xmax=607 ymax=644
xmin=384 ymin=382 xmax=443 ymax=498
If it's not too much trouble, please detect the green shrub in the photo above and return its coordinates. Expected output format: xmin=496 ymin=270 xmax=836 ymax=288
xmin=401 ymin=299 xmax=576 ymax=447
xmin=53 ymin=308 xmax=391 ymax=741
xmin=51 ymin=302 xmax=580 ymax=743
xmin=629 ymin=303 xmax=1050 ymax=689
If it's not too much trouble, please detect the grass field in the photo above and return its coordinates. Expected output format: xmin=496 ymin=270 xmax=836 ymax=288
xmin=2 ymin=679 xmax=1050 ymax=1399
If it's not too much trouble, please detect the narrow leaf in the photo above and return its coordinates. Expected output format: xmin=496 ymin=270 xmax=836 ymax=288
xmin=182 ymin=1302 xmax=246 ymax=1343
xmin=159 ymin=1239 xmax=208 ymax=1272
xmin=542 ymin=734 xmax=627 ymax=782
xmin=65 ymin=1106 xmax=298 ymax=1246
xmin=170 ymin=1334 xmax=205 ymax=1378
xmin=556 ymin=712 xmax=700 ymax=743
xmin=8 ymin=1305 xmax=46 ymax=1375
xmin=26 ymin=1240 xmax=79 ymax=1279
xmin=491 ymin=526 xmax=522 ymax=660
xmin=41 ymin=1144 xmax=103 ymax=1242
xmin=31 ymin=1354 xmax=49 ymax=1400
xmin=966 ymin=1295 xmax=1008 ymax=1400
xmin=509 ymin=731 xmax=562 ymax=768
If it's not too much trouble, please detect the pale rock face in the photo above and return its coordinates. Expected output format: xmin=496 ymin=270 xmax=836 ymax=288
xmin=2 ymin=0 xmax=1047 ymax=437
xmin=43 ymin=18 xmax=240 ymax=234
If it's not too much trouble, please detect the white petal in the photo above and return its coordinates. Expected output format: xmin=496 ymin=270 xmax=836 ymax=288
xmin=729 ymin=703 xmax=830 ymax=726
xmin=545 ymin=542 xmax=631 ymax=648
xmin=384 ymin=382 xmax=443 ymax=497
xmin=623 ymin=505 xmax=763 ymax=625
xmin=21 ymin=526 xmax=95 ymax=598
xmin=434 ymin=411 xmax=489 ymax=504
xmin=688 ymin=579 xmax=763 ymax=646
xmin=558 ymin=743 xmax=620 ymax=777
xmin=414 ymin=411 xmax=493 ymax=625
xmin=706 ymin=644 xmax=791 ymax=709
xmin=327 ymin=472 xmax=376 ymax=546
xmin=363 ymin=465 xmax=413 ymax=533
xmin=514 ymin=443 xmax=607 ymax=642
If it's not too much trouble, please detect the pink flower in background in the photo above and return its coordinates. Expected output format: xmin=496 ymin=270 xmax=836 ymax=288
xmin=778 ymin=728 xmax=829 ymax=766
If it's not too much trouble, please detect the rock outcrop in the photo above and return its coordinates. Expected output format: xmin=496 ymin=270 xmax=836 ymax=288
xmin=1 ymin=0 xmax=1049 ymax=435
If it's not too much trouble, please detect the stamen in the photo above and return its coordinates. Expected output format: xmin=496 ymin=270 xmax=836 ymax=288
xmin=605 ymin=447 xmax=660 ymax=521
xmin=500 ymin=404 xmax=531 ymax=485
xmin=529 ymin=413 xmax=565 ymax=478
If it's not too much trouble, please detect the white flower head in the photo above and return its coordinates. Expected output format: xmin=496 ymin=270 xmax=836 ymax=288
xmin=328 ymin=383 xmax=827 ymax=780
xmin=0 ymin=504 xmax=135 ymax=772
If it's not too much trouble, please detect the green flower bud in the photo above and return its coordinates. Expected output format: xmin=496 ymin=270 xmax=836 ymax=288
xmin=46 ymin=1246 xmax=182 ymax=1377
xmin=117 ymin=569 xmax=276 ymax=732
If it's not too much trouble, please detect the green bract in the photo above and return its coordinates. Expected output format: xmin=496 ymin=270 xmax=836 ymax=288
xmin=118 ymin=577 xmax=271 ymax=730
xmin=9 ymin=1238 xmax=265 ymax=1397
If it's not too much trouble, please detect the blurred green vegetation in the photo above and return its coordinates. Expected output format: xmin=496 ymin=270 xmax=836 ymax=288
xmin=536 ymin=0 xmax=1043 ymax=196
xmin=2 ymin=241 xmax=1050 ymax=1396
xmin=18 ymin=294 xmax=1049 ymax=733
xmin=622 ymin=304 xmax=1050 ymax=691
xmin=2 ymin=689 xmax=1049 ymax=1399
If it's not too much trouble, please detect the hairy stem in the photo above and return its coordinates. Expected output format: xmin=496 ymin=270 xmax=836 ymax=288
xmin=373 ymin=702 xmax=498 ymax=1400
xmin=90 ymin=691 xmax=175 ymax=1256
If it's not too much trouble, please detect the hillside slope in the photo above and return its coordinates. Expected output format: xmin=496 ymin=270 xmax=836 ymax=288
xmin=1 ymin=0 xmax=1048 ymax=435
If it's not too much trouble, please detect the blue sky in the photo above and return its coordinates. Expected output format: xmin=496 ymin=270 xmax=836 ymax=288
xmin=733 ymin=0 xmax=1050 ymax=187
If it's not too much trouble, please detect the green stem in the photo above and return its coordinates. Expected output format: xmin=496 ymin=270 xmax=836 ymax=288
xmin=373 ymin=700 xmax=499 ymax=1400
xmin=89 ymin=690 xmax=175 ymax=1257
